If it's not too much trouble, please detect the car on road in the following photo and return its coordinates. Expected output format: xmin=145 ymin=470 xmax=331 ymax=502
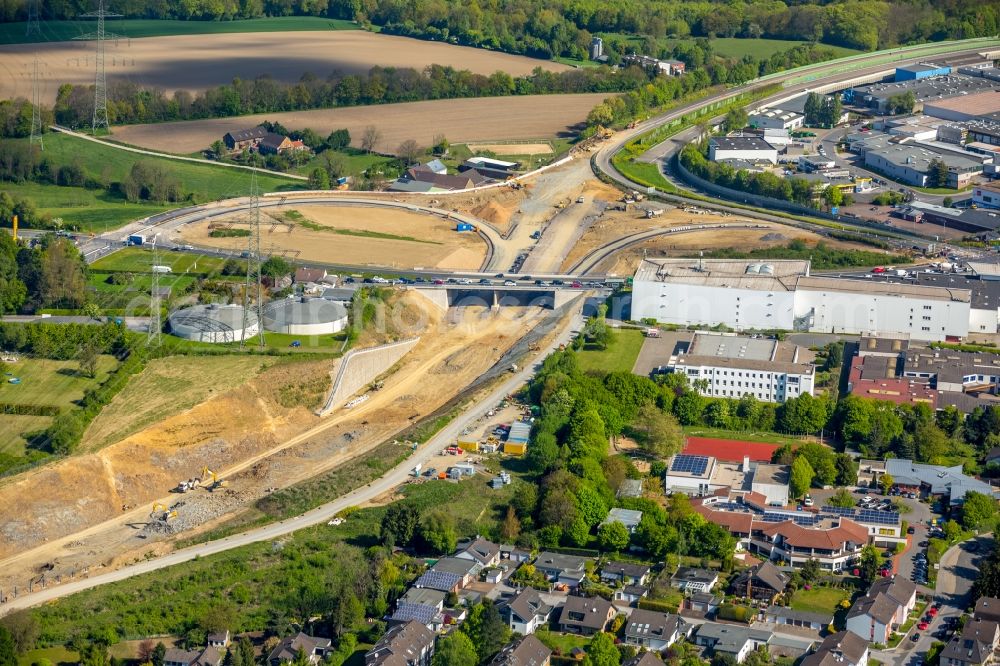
xmin=571 ymin=281 xmax=583 ymax=288
xmin=911 ymin=633 xmax=920 ymax=641
xmin=495 ymin=273 xmax=505 ymax=278
xmin=479 ymin=278 xmax=492 ymax=285
xmin=553 ymin=279 xmax=565 ymax=286
xmin=521 ymin=276 xmax=533 ymax=282
xmin=503 ymin=280 xmax=516 ymax=286
xmin=433 ymin=279 xmax=444 ymax=285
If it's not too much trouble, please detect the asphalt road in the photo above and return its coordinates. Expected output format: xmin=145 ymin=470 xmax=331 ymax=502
xmin=0 ymin=310 xmax=584 ymax=615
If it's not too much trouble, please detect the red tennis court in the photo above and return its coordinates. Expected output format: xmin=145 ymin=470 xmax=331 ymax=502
xmin=682 ymin=436 xmax=778 ymax=463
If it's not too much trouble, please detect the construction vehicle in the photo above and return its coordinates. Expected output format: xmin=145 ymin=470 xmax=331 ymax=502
xmin=645 ymin=208 xmax=664 ymax=219
xmin=201 ymin=467 xmax=228 ymax=492
xmin=631 ymin=190 xmax=645 ymax=202
xmin=151 ymin=502 xmax=167 ymax=515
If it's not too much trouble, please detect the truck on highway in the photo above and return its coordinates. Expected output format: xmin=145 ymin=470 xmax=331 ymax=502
xmin=127 ymin=234 xmax=145 ymax=246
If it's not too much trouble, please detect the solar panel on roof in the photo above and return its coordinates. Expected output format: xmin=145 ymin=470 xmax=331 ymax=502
xmin=821 ymin=505 xmax=856 ymax=517
xmin=762 ymin=513 xmax=788 ymax=523
xmin=671 ymin=454 xmax=709 ymax=475
xmin=856 ymin=509 xmax=900 ymax=525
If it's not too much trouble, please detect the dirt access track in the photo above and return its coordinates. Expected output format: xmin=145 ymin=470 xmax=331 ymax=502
xmin=178 ymin=204 xmax=488 ymax=271
xmin=0 ymin=291 xmax=547 ymax=592
xmin=109 ymin=93 xmax=606 ymax=154
xmin=0 ymin=30 xmax=570 ymax=104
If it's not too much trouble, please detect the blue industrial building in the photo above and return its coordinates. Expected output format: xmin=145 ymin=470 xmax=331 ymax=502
xmin=895 ymin=63 xmax=952 ymax=81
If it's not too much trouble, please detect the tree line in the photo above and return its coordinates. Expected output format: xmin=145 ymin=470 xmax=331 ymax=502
xmin=6 ymin=0 xmax=994 ymax=56
xmin=45 ymin=64 xmax=645 ymax=132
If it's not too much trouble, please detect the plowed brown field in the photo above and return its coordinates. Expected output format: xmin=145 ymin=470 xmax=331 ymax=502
xmin=110 ymin=94 xmax=605 ymax=154
xmin=0 ymin=31 xmax=569 ymax=103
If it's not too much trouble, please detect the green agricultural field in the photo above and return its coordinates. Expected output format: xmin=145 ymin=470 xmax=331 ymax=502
xmin=0 ymin=355 xmax=118 ymax=456
xmin=3 ymin=133 xmax=303 ymax=233
xmin=0 ymin=17 xmax=358 ymax=45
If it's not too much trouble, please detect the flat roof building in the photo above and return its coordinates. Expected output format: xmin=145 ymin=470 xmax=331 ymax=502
xmin=864 ymin=143 xmax=982 ymax=189
xmin=709 ymin=136 xmax=778 ymax=164
xmin=847 ymin=74 xmax=999 ymax=113
xmin=923 ymin=90 xmax=1000 ymax=123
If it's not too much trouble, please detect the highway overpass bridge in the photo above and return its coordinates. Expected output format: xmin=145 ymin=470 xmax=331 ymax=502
xmin=412 ymin=285 xmax=588 ymax=310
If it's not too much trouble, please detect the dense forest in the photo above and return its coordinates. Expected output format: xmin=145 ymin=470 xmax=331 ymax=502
xmin=1 ymin=0 xmax=996 ymax=56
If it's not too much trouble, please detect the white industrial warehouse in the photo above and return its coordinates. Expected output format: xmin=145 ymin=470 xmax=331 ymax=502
xmin=263 ymin=297 xmax=349 ymax=335
xmin=168 ymin=303 xmax=260 ymax=343
xmin=630 ymin=259 xmax=973 ymax=342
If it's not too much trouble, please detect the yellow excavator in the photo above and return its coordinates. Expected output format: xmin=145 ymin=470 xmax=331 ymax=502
xmin=201 ymin=467 xmax=228 ymax=491
xmin=150 ymin=503 xmax=177 ymax=522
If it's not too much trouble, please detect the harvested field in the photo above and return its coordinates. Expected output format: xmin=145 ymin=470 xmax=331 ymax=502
xmin=177 ymin=205 xmax=487 ymax=270
xmin=0 ymin=31 xmax=569 ymax=104
xmin=110 ymin=94 xmax=605 ymax=154
xmin=0 ymin=291 xmax=548 ymax=591
xmin=467 ymin=142 xmax=553 ymax=155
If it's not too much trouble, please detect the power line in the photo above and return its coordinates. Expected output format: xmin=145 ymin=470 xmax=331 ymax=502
xmin=148 ymin=233 xmax=162 ymax=347
xmin=30 ymin=54 xmax=43 ymax=151
xmin=241 ymin=165 xmax=265 ymax=350
xmin=25 ymin=0 xmax=41 ymax=38
xmin=73 ymin=0 xmax=123 ymax=135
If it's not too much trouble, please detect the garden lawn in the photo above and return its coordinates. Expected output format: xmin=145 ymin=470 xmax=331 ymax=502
xmin=535 ymin=629 xmax=591 ymax=655
xmin=682 ymin=426 xmax=810 ymax=447
xmin=0 ymin=17 xmax=358 ymax=45
xmin=91 ymin=248 xmax=239 ymax=276
xmin=0 ymin=180 xmax=168 ymax=234
xmin=576 ymin=328 xmax=645 ymax=374
xmin=790 ymin=586 xmax=850 ymax=615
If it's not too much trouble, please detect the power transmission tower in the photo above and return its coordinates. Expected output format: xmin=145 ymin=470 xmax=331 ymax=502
xmin=241 ymin=166 xmax=265 ymax=350
xmin=30 ymin=54 xmax=43 ymax=151
xmin=25 ymin=0 xmax=41 ymax=38
xmin=148 ymin=233 xmax=161 ymax=347
xmin=74 ymin=0 xmax=122 ymax=135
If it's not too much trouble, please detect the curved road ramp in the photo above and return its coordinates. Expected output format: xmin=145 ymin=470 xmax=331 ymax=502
xmin=318 ymin=338 xmax=420 ymax=416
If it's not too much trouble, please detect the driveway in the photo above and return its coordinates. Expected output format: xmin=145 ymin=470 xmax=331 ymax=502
xmin=871 ymin=534 xmax=993 ymax=666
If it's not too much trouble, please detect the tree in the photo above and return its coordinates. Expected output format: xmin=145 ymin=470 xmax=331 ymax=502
xmin=76 ymin=337 xmax=100 ymax=378
xmin=800 ymin=559 xmax=821 ymax=584
xmin=633 ymin=403 xmax=684 ymax=458
xmin=824 ymin=185 xmax=843 ymax=209
xmin=583 ymin=632 xmax=620 ymax=666
xmin=210 ymin=139 xmax=226 ymax=158
xmin=361 ymin=125 xmax=382 ymax=153
xmin=943 ymin=196 xmax=954 ymax=208
xmin=308 ymin=167 xmax=330 ymax=189
xmin=828 ymin=488 xmax=855 ymax=508
xmin=152 ymin=643 xmax=166 ymax=666
xmin=0 ymin=627 xmax=14 ymax=666
xmin=0 ymin=230 xmax=26 ymax=315
xmin=418 ymin=509 xmax=457 ymax=554
xmin=880 ymin=472 xmax=894 ymax=495
xmin=326 ymin=128 xmax=351 ymax=150
xmin=40 ymin=238 xmax=86 ymax=309
xmin=432 ymin=134 xmax=450 ymax=156
xmin=962 ymin=491 xmax=998 ymax=533
xmin=834 ymin=453 xmax=857 ymax=486
xmin=432 ymin=631 xmax=477 ymax=666
xmin=803 ymin=92 xmax=822 ymax=126
xmin=724 ymin=107 xmax=748 ymax=133
xmin=260 ymin=255 xmax=292 ymax=279
xmin=858 ymin=544 xmax=883 ymax=584
xmin=380 ymin=502 xmax=419 ymax=548
xmin=397 ymin=139 xmax=422 ymax=166
xmin=597 ymin=520 xmax=631 ymax=552
xmin=928 ymin=159 xmax=950 ymax=188
xmin=789 ymin=456 xmax=815 ymax=499
xmin=501 ymin=506 xmax=521 ymax=541
xmin=461 ymin=601 xmax=508 ymax=663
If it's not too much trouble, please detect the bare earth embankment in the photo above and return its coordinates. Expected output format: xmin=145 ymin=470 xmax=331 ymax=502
xmin=0 ymin=30 xmax=570 ymax=103
xmin=110 ymin=93 xmax=606 ymax=154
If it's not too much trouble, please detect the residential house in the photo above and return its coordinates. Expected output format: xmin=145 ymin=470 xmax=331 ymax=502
xmin=940 ymin=619 xmax=1000 ymax=666
xmin=294 ymin=268 xmax=328 ymax=284
xmin=694 ymin=623 xmax=763 ymax=663
xmin=729 ymin=561 xmax=789 ymax=603
xmin=489 ymin=635 xmax=552 ymax=666
xmin=391 ymin=587 xmax=445 ymax=627
xmin=600 ymin=561 xmax=651 ymax=587
xmin=207 ymin=632 xmax=230 ymax=648
xmin=686 ymin=592 xmax=723 ymax=616
xmin=259 ymin=133 xmax=307 ymax=155
xmin=533 ymin=552 xmax=589 ymax=588
xmin=559 ymin=595 xmax=616 ymax=636
xmin=625 ymin=654 xmax=667 ymax=666
xmin=670 ymin=567 xmax=720 ymax=593
xmin=429 ymin=557 xmax=478 ymax=587
xmin=500 ymin=544 xmax=532 ymax=563
xmin=800 ymin=631 xmax=870 ymax=666
xmin=413 ymin=570 xmax=462 ymax=594
xmin=975 ymin=597 xmax=1000 ymax=623
xmin=764 ymin=606 xmax=833 ymax=631
xmin=601 ymin=508 xmax=643 ymax=533
xmin=623 ymin=609 xmax=686 ymax=651
xmin=498 ymin=587 xmax=554 ymax=635
xmin=456 ymin=537 xmax=501 ymax=569
xmin=268 ymin=633 xmax=332 ymax=666
xmin=845 ymin=577 xmax=918 ymax=645
xmin=223 ymin=126 xmax=269 ymax=152
xmin=365 ymin=620 xmax=436 ymax=666
xmin=615 ymin=584 xmax=650 ymax=606
xmin=164 ymin=650 xmax=203 ymax=666
xmin=422 ymin=159 xmax=448 ymax=175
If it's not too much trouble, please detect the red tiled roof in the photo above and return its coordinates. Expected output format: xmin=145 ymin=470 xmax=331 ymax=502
xmin=760 ymin=517 xmax=869 ymax=550
xmin=683 ymin=437 xmax=778 ymax=463
xmin=695 ymin=505 xmax=754 ymax=534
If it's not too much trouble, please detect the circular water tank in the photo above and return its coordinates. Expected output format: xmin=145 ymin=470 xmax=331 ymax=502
xmin=263 ymin=297 xmax=348 ymax=335
xmin=167 ymin=303 xmax=259 ymax=343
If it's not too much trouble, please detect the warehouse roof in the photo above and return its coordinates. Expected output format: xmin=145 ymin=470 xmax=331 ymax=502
xmin=924 ymin=90 xmax=1000 ymax=118
xmin=710 ymin=135 xmax=776 ymax=151
xmin=633 ymin=258 xmax=809 ymax=290
xmin=796 ymin=275 xmax=971 ymax=302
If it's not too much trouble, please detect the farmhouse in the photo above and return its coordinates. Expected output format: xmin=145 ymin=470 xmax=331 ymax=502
xmin=223 ymin=126 xmax=269 ymax=152
xmin=259 ymin=133 xmax=308 ymax=155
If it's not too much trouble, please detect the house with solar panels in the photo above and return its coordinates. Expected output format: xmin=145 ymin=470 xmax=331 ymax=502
xmin=663 ymin=453 xmax=785 ymax=502
xmin=692 ymin=492 xmax=903 ymax=571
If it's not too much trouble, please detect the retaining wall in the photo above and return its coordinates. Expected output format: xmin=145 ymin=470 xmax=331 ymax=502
xmin=317 ymin=337 xmax=420 ymax=416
